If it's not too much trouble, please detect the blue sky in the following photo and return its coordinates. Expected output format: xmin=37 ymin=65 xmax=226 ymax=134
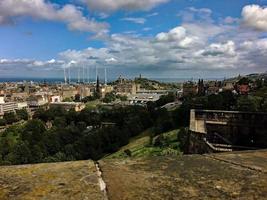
xmin=0 ymin=0 xmax=267 ymax=79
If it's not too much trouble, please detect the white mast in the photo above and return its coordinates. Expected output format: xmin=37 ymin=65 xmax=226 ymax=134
xmin=68 ymin=66 xmax=71 ymax=84
xmin=95 ymin=65 xmax=98 ymax=83
xmin=105 ymin=68 xmax=107 ymax=85
xmin=87 ymin=65 xmax=90 ymax=83
xmin=64 ymin=67 xmax=67 ymax=84
xmin=83 ymin=63 xmax=85 ymax=83
xmin=78 ymin=67 xmax=80 ymax=83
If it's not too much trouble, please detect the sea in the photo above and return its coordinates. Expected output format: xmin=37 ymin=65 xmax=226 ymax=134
xmin=0 ymin=77 xmax=224 ymax=84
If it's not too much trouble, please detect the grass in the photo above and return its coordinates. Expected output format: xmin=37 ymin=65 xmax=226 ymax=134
xmin=105 ymin=129 xmax=181 ymax=159
xmin=85 ymin=100 xmax=101 ymax=110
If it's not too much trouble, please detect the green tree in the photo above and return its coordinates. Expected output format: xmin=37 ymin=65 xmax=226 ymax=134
xmin=0 ymin=118 xmax=6 ymax=126
xmin=21 ymin=120 xmax=46 ymax=145
xmin=7 ymin=141 xmax=31 ymax=165
xmin=4 ymin=112 xmax=18 ymax=124
xmin=103 ymin=92 xmax=116 ymax=103
xmin=237 ymin=96 xmax=262 ymax=112
xmin=16 ymin=109 xmax=29 ymax=121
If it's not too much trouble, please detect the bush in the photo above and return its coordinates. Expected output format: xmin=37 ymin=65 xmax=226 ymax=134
xmin=0 ymin=118 xmax=6 ymax=126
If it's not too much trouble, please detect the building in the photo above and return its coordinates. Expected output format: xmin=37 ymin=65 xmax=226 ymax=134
xmin=206 ymin=81 xmax=221 ymax=95
xmin=50 ymin=95 xmax=62 ymax=103
xmin=128 ymin=93 xmax=161 ymax=105
xmin=101 ymin=85 xmax=114 ymax=98
xmin=223 ymin=81 xmax=235 ymax=91
xmin=27 ymin=95 xmax=48 ymax=109
xmin=61 ymin=86 xmax=78 ymax=99
xmin=0 ymin=100 xmax=18 ymax=117
xmin=238 ymin=84 xmax=249 ymax=95
xmin=114 ymin=76 xmax=140 ymax=95
xmin=182 ymin=82 xmax=198 ymax=97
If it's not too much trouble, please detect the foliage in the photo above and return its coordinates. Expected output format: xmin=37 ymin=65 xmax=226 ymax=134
xmin=0 ymin=104 xmax=159 ymax=165
xmin=3 ymin=112 xmax=19 ymax=124
xmin=0 ymin=118 xmax=6 ymax=126
xmin=117 ymin=95 xmax=128 ymax=101
xmin=237 ymin=95 xmax=262 ymax=112
xmin=103 ymin=92 xmax=116 ymax=103
xmin=16 ymin=109 xmax=29 ymax=121
xmin=81 ymin=95 xmax=98 ymax=103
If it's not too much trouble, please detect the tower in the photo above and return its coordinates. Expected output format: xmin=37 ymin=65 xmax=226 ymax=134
xmin=95 ymin=66 xmax=98 ymax=83
xmin=95 ymin=75 xmax=101 ymax=98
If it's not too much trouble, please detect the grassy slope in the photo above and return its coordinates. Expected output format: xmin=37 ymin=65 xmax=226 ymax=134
xmin=105 ymin=129 xmax=181 ymax=159
xmin=85 ymin=100 xmax=101 ymax=109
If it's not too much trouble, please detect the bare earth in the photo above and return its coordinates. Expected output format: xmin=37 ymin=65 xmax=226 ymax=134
xmin=0 ymin=150 xmax=267 ymax=200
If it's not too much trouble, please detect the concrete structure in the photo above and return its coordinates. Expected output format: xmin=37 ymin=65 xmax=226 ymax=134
xmin=189 ymin=109 xmax=267 ymax=153
xmin=27 ymin=95 xmax=48 ymax=107
xmin=128 ymin=93 xmax=161 ymax=105
xmin=50 ymin=95 xmax=62 ymax=103
xmin=1 ymin=151 xmax=267 ymax=200
xmin=0 ymin=102 xmax=18 ymax=116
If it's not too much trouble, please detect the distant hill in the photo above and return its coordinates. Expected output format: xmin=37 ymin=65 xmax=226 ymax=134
xmin=226 ymin=72 xmax=267 ymax=82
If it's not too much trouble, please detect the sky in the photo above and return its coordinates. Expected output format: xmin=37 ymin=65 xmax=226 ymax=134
xmin=0 ymin=0 xmax=267 ymax=80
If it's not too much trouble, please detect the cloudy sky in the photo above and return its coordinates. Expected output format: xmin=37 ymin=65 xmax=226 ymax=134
xmin=0 ymin=0 xmax=267 ymax=80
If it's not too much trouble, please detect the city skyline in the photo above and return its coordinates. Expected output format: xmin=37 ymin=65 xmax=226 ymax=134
xmin=1 ymin=0 xmax=267 ymax=79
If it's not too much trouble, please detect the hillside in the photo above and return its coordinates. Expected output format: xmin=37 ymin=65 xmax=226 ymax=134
xmin=105 ymin=129 xmax=181 ymax=159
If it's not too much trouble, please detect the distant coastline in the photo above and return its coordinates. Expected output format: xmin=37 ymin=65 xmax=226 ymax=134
xmin=0 ymin=77 xmax=225 ymax=83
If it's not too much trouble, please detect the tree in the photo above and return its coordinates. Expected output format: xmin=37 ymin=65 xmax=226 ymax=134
xmin=4 ymin=112 xmax=18 ymax=124
xmin=7 ymin=141 xmax=31 ymax=165
xmin=237 ymin=77 xmax=250 ymax=85
xmin=0 ymin=118 xmax=6 ymax=126
xmin=16 ymin=109 xmax=29 ymax=121
xmin=74 ymin=94 xmax=81 ymax=102
xmin=237 ymin=96 xmax=261 ymax=112
xmin=21 ymin=120 xmax=46 ymax=145
xmin=117 ymin=95 xmax=128 ymax=101
xmin=177 ymin=128 xmax=189 ymax=152
xmin=103 ymin=92 xmax=116 ymax=103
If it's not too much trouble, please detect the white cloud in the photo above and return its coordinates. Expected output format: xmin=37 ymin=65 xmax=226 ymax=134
xmin=1 ymin=5 xmax=267 ymax=77
xmin=0 ymin=0 xmax=109 ymax=33
xmin=199 ymin=41 xmax=236 ymax=57
xmin=242 ymin=4 xmax=267 ymax=31
xmin=224 ymin=16 xmax=239 ymax=24
xmin=156 ymin=27 xmax=186 ymax=42
xmin=121 ymin=17 xmax=146 ymax=24
xmin=146 ymin=12 xmax=158 ymax=17
xmin=83 ymin=0 xmax=169 ymax=12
